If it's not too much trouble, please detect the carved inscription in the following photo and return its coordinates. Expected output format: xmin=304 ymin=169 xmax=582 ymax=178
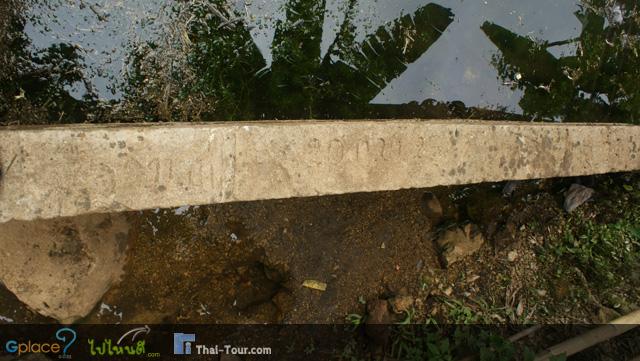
xmin=377 ymin=137 xmax=402 ymax=161
xmin=307 ymin=138 xmax=322 ymax=165
xmin=328 ymin=139 xmax=344 ymax=163
xmin=95 ymin=132 xmax=232 ymax=200
xmin=303 ymin=134 xmax=408 ymax=165
xmin=356 ymin=139 xmax=369 ymax=161
xmin=39 ymin=129 xmax=435 ymax=218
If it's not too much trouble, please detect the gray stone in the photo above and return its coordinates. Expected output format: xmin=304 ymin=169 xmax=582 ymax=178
xmin=502 ymin=180 xmax=520 ymax=197
xmin=437 ymin=224 xmax=485 ymax=267
xmin=0 ymin=213 xmax=129 ymax=323
xmin=564 ymin=183 xmax=595 ymax=213
xmin=0 ymin=120 xmax=639 ymax=223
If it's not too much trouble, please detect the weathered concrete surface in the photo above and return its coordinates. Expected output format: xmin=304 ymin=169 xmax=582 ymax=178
xmin=0 ymin=119 xmax=639 ymax=222
xmin=0 ymin=213 xmax=129 ymax=323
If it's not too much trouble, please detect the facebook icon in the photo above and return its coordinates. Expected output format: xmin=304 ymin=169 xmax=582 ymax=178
xmin=173 ymin=333 xmax=196 ymax=355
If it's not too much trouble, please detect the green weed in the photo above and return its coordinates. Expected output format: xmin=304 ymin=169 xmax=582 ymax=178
xmin=549 ymin=216 xmax=640 ymax=289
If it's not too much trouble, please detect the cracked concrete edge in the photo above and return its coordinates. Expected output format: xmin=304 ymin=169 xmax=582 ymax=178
xmin=0 ymin=119 xmax=638 ymax=223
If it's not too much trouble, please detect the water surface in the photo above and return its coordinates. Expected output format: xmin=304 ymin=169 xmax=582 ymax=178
xmin=1 ymin=0 xmax=638 ymax=123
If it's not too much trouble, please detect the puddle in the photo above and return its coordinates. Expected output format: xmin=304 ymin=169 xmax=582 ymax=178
xmin=2 ymin=0 xmax=638 ymax=123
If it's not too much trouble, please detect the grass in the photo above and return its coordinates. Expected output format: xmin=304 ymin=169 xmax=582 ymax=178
xmin=444 ymin=299 xmax=482 ymax=324
xmin=338 ymin=175 xmax=640 ymax=360
xmin=542 ymin=195 xmax=640 ymax=295
xmin=533 ymin=176 xmax=640 ymax=319
xmin=345 ymin=313 xmax=365 ymax=331
xmin=398 ymin=308 xmax=415 ymax=325
xmin=442 ymin=297 xmax=509 ymax=324
xmin=551 ymin=219 xmax=640 ymax=285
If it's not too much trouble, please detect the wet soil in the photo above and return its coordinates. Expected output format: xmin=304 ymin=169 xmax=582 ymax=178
xmin=85 ymin=189 xmax=444 ymax=324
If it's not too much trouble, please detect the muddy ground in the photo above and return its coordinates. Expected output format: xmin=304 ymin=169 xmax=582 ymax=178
xmin=2 ymin=173 xmax=639 ymax=328
xmin=88 ymin=188 xmax=441 ymax=324
xmin=1 ymin=173 xmax=640 ymax=360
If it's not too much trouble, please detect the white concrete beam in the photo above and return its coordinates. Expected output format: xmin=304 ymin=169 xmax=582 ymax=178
xmin=1 ymin=120 xmax=638 ymax=223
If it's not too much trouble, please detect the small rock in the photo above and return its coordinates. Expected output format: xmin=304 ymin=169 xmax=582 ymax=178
xmin=502 ymin=180 xmax=519 ymax=197
xmin=536 ymin=289 xmax=547 ymax=297
xmin=507 ymin=250 xmax=518 ymax=262
xmin=421 ymin=192 xmax=443 ymax=225
xmin=389 ymin=295 xmax=414 ymax=314
xmin=436 ymin=224 xmax=485 ymax=267
xmin=564 ymin=184 xmax=594 ymax=213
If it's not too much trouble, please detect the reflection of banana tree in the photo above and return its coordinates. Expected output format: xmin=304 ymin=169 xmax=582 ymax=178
xmin=482 ymin=1 xmax=640 ymax=123
xmin=181 ymin=0 xmax=453 ymax=120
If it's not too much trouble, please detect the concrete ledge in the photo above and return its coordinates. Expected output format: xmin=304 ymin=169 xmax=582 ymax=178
xmin=1 ymin=119 xmax=639 ymax=222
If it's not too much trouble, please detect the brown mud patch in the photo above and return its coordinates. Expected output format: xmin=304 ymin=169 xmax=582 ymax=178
xmin=86 ymin=189 xmax=442 ymax=324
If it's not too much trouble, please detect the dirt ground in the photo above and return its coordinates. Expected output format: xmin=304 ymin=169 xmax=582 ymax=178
xmin=83 ymin=188 xmax=441 ymax=324
xmin=1 ymin=173 xmax=637 ymax=327
xmin=1 ymin=173 xmax=640 ymax=360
